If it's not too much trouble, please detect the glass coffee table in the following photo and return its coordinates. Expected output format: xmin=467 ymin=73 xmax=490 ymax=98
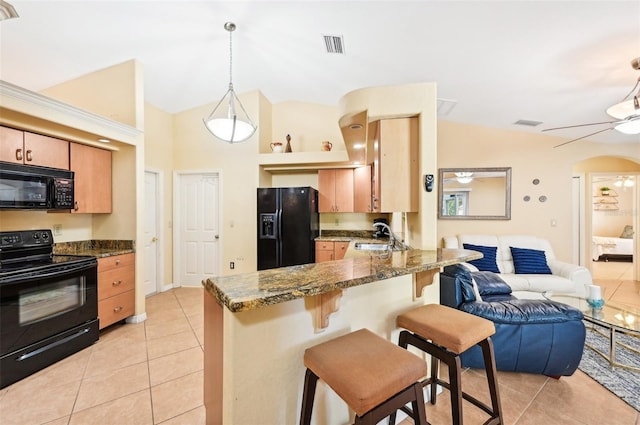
xmin=543 ymin=292 xmax=640 ymax=372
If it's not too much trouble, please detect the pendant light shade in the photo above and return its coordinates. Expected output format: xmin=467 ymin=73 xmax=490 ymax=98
xmin=203 ymin=22 xmax=256 ymax=143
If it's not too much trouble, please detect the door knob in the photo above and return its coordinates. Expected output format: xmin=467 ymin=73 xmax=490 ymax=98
xmin=151 ymin=237 xmax=158 ymax=242
xmin=215 ymin=235 xmax=220 ymax=239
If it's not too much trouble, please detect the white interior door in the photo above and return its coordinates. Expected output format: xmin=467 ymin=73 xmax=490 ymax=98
xmin=175 ymin=172 xmax=220 ymax=286
xmin=144 ymin=171 xmax=161 ymax=296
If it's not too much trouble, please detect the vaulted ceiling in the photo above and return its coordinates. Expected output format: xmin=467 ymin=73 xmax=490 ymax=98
xmin=1 ymin=1 xmax=639 ymax=145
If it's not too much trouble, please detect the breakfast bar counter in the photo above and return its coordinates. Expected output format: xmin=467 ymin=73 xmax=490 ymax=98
xmin=202 ymin=248 xmax=480 ymax=425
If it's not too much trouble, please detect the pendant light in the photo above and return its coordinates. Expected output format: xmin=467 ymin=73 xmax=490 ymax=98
xmin=203 ymin=22 xmax=256 ymax=143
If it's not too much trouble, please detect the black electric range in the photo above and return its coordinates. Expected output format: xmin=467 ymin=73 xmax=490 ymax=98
xmin=0 ymin=229 xmax=99 ymax=388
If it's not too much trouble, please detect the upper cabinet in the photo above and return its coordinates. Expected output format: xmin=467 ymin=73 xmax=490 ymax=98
xmin=70 ymin=143 xmax=112 ymax=213
xmin=353 ymin=165 xmax=372 ymax=212
xmin=372 ymin=117 xmax=419 ymax=213
xmin=318 ymin=169 xmax=354 ymax=213
xmin=0 ymin=126 xmax=69 ymax=169
xmin=318 ymin=166 xmax=373 ymax=213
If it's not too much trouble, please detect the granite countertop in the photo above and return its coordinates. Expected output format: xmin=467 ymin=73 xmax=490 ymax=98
xmin=54 ymin=240 xmax=135 ymax=258
xmin=203 ymin=248 xmax=481 ymax=313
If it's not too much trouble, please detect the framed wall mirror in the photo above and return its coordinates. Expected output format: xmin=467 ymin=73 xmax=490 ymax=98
xmin=438 ymin=167 xmax=512 ymax=220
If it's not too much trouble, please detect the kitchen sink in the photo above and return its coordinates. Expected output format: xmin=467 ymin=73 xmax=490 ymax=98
xmin=354 ymin=242 xmax=391 ymax=251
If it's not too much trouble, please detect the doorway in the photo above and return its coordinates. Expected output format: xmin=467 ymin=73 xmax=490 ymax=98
xmin=144 ymin=170 xmax=163 ymax=296
xmin=173 ymin=171 xmax=221 ymax=287
xmin=589 ymin=173 xmax=637 ymax=278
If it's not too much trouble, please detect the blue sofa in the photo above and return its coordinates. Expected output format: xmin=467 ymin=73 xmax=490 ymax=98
xmin=440 ymin=264 xmax=586 ymax=376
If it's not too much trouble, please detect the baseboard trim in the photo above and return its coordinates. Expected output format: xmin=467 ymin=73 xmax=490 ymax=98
xmin=161 ymin=283 xmax=175 ymax=292
xmin=125 ymin=312 xmax=147 ymax=324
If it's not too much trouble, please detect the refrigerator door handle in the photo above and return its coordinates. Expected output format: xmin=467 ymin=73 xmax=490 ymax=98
xmin=277 ymin=208 xmax=283 ymax=266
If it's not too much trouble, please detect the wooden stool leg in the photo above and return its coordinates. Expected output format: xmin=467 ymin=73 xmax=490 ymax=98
xmin=444 ymin=355 xmax=463 ymax=425
xmin=411 ymin=381 xmax=428 ymax=424
xmin=430 ymin=354 xmax=439 ymax=405
xmin=299 ymin=369 xmax=319 ymax=425
xmin=479 ymin=338 xmax=503 ymax=423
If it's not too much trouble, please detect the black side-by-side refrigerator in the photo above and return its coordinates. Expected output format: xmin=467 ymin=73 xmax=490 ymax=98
xmin=257 ymin=187 xmax=319 ymax=270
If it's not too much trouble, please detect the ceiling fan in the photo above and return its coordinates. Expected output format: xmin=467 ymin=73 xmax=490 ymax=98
xmin=543 ymin=57 xmax=640 ymax=148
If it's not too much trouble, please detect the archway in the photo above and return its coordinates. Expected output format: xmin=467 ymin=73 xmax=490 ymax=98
xmin=573 ymin=156 xmax=640 ymax=283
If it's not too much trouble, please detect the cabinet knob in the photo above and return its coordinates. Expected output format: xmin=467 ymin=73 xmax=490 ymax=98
xmin=25 ymin=150 xmax=33 ymax=162
xmin=74 ymin=201 xmax=79 ymax=211
xmin=15 ymin=149 xmax=23 ymax=161
xmin=113 ymin=306 xmax=123 ymax=312
xmin=112 ymin=280 xmax=122 ymax=286
xmin=115 ymin=259 xmax=121 ymax=265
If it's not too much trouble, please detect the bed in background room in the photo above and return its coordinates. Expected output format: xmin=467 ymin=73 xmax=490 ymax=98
xmin=592 ymin=225 xmax=634 ymax=262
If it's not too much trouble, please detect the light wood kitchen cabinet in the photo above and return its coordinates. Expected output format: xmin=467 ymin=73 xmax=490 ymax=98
xmin=98 ymin=253 xmax=135 ymax=329
xmin=315 ymin=240 xmax=349 ymax=262
xmin=0 ymin=126 xmax=69 ymax=169
xmin=372 ymin=117 xmax=419 ymax=213
xmin=318 ymin=169 xmax=354 ymax=213
xmin=70 ymin=143 xmax=112 ymax=213
xmin=353 ymin=165 xmax=372 ymax=212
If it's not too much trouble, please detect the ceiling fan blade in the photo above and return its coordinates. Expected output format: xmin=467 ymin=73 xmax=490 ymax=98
xmin=553 ymin=127 xmax=613 ymax=148
xmin=542 ymin=120 xmax=620 ymax=132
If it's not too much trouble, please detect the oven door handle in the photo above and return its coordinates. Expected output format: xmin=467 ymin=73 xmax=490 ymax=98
xmin=17 ymin=327 xmax=90 ymax=361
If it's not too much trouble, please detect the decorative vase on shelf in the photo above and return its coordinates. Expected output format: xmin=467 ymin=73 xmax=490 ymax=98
xmin=285 ymin=134 xmax=292 ymax=153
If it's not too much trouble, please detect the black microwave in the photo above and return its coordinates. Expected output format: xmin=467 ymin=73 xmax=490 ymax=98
xmin=0 ymin=162 xmax=74 ymax=210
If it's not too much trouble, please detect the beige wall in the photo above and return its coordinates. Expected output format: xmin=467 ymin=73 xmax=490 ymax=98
xmin=144 ymin=103 xmax=175 ymax=287
xmin=0 ymin=211 xmax=92 ymax=241
xmin=270 ymin=101 xmax=344 ymax=153
xmin=41 ymin=60 xmax=144 ymax=130
xmin=437 ymin=120 xmax=640 ymax=263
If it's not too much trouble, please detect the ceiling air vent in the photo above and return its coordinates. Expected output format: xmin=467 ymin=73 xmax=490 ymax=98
xmin=323 ymin=34 xmax=345 ymax=54
xmin=514 ymin=119 xmax=543 ymax=127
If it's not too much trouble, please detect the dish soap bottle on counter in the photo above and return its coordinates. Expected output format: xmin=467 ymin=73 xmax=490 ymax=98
xmin=285 ymin=134 xmax=293 ymax=152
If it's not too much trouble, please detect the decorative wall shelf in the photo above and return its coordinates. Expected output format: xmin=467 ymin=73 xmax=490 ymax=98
xmin=594 ymin=204 xmax=619 ymax=211
xmin=593 ymin=191 xmax=619 ymax=210
xmin=259 ymin=151 xmax=351 ymax=171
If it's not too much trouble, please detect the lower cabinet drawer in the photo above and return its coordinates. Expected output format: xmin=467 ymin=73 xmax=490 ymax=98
xmin=98 ymin=265 xmax=135 ymax=300
xmin=99 ymin=290 xmax=135 ymax=329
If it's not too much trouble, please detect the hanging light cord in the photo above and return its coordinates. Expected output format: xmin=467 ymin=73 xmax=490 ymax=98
xmin=225 ymin=22 xmax=235 ymax=90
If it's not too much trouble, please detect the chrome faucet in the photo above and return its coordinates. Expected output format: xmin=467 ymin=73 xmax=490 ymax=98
xmin=373 ymin=222 xmax=395 ymax=249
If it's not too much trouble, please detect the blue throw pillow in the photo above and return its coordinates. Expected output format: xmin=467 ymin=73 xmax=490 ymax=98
xmin=462 ymin=243 xmax=500 ymax=273
xmin=510 ymin=246 xmax=552 ymax=274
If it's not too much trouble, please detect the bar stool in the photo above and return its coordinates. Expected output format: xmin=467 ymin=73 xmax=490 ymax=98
xmin=394 ymin=304 xmax=503 ymax=425
xmin=300 ymin=328 xmax=428 ymax=425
